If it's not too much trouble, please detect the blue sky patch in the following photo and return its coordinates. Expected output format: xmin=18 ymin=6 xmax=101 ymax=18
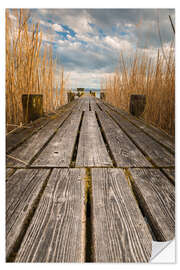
xmin=56 ymin=31 xmax=69 ymax=40
xmin=61 ymin=24 xmax=76 ymax=36
xmin=119 ymin=31 xmax=127 ymax=36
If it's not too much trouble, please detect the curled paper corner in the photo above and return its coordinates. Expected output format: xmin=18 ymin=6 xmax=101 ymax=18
xmin=150 ymin=239 xmax=175 ymax=263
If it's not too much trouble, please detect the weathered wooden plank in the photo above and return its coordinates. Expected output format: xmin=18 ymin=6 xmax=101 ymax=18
xmin=72 ymin=97 xmax=89 ymax=111
xmin=129 ymin=168 xmax=175 ymax=241
xmin=72 ymin=98 xmax=82 ymax=110
xmin=91 ymin=168 xmax=152 ymax=262
xmin=96 ymin=110 xmax=151 ymax=167
xmin=96 ymin=98 xmax=108 ymax=113
xmin=162 ymin=168 xmax=175 ymax=184
xmin=99 ymin=104 xmax=174 ymax=167
xmin=46 ymin=98 xmax=77 ymax=115
xmin=6 ymin=100 xmax=77 ymax=154
xmin=6 ymin=110 xmax=71 ymax=167
xmin=6 ymin=168 xmax=16 ymax=179
xmin=76 ymin=112 xmax=112 ymax=167
xmin=57 ymin=98 xmax=77 ymax=111
xmin=72 ymin=98 xmax=83 ymax=111
xmin=6 ymin=117 xmax=50 ymax=154
xmin=102 ymin=101 xmax=175 ymax=153
xmin=15 ymin=168 xmax=86 ymax=262
xmin=89 ymin=97 xmax=101 ymax=112
xmin=79 ymin=97 xmax=90 ymax=111
xmin=33 ymin=112 xmax=82 ymax=167
xmin=6 ymin=168 xmax=50 ymax=259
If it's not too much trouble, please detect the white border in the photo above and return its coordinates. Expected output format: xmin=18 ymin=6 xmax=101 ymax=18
xmin=1 ymin=1 xmax=179 ymax=268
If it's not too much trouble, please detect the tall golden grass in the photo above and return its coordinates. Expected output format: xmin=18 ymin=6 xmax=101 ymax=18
xmin=6 ymin=9 xmax=67 ymax=131
xmin=103 ymin=45 xmax=175 ymax=136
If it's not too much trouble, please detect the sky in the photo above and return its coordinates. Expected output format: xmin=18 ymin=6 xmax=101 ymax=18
xmin=10 ymin=8 xmax=175 ymax=89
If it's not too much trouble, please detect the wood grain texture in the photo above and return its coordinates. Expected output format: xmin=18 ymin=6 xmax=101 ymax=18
xmin=129 ymin=168 xmax=175 ymax=241
xmin=6 ymin=117 xmax=50 ymax=154
xmin=96 ymin=110 xmax=151 ymax=167
xmin=6 ymin=168 xmax=16 ymax=179
xmin=6 ymin=168 xmax=50 ymax=259
xmin=73 ymin=97 xmax=89 ymax=111
xmin=79 ymin=97 xmax=90 ymax=111
xmin=33 ymin=112 xmax=82 ymax=167
xmin=101 ymin=105 xmax=174 ymax=167
xmin=96 ymin=99 xmax=107 ymax=113
xmin=46 ymin=98 xmax=77 ymax=115
xmin=6 ymin=97 xmax=176 ymax=262
xmin=73 ymin=98 xmax=83 ymax=110
xmin=15 ymin=168 xmax=86 ymax=262
xmin=70 ymin=98 xmax=80 ymax=110
xmin=76 ymin=112 xmax=113 ymax=167
xmin=103 ymin=101 xmax=175 ymax=153
xmin=6 ymin=110 xmax=71 ymax=167
xmin=162 ymin=168 xmax=175 ymax=183
xmin=6 ymin=100 xmax=77 ymax=154
xmin=91 ymin=168 xmax=152 ymax=262
xmin=90 ymin=97 xmax=101 ymax=112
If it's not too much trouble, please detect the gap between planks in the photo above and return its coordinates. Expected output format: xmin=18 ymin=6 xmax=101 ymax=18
xmin=99 ymin=103 xmax=174 ymax=168
xmin=101 ymin=101 xmax=175 ymax=154
xmin=6 ymin=166 xmax=175 ymax=262
xmin=14 ymin=168 xmax=87 ymax=262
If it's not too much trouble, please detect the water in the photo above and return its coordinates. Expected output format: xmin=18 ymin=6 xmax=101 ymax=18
xmin=85 ymin=90 xmax=100 ymax=98
xmin=71 ymin=89 xmax=100 ymax=98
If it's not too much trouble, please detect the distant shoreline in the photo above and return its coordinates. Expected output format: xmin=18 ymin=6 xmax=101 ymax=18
xmin=69 ymin=89 xmax=101 ymax=98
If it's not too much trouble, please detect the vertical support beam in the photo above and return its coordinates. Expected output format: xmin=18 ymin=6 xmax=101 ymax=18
xmin=22 ymin=94 xmax=43 ymax=122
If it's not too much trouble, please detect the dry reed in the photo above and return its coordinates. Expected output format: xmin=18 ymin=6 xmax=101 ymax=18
xmin=6 ymin=9 xmax=68 ymax=131
xmin=103 ymin=46 xmax=175 ymax=136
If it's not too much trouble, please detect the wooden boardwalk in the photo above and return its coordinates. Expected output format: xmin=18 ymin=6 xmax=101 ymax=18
xmin=6 ymin=96 xmax=175 ymax=263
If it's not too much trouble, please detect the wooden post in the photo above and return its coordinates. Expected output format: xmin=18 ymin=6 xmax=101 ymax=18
xmin=129 ymin=94 xmax=146 ymax=117
xmin=67 ymin=92 xmax=75 ymax=103
xmin=22 ymin=94 xmax=43 ymax=122
xmin=100 ymin=92 xmax=105 ymax=100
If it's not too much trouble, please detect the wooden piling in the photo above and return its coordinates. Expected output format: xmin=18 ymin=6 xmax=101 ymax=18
xmin=130 ymin=94 xmax=146 ymax=117
xmin=100 ymin=92 xmax=105 ymax=100
xmin=22 ymin=94 xmax=43 ymax=122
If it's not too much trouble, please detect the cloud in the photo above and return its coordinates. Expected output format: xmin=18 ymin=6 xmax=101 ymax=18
xmin=68 ymin=70 xmax=114 ymax=89
xmin=64 ymin=13 xmax=93 ymax=34
xmin=9 ymin=8 xmax=175 ymax=88
xmin=42 ymin=32 xmax=56 ymax=43
xmin=104 ymin=36 xmax=132 ymax=50
xmin=39 ymin=20 xmax=51 ymax=27
xmin=52 ymin=23 xmax=64 ymax=32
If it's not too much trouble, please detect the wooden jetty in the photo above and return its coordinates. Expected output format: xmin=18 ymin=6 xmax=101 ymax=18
xmin=6 ymin=96 xmax=175 ymax=263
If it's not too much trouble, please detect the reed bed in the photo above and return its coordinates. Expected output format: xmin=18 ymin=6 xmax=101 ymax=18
xmin=103 ymin=46 xmax=175 ymax=136
xmin=6 ymin=9 xmax=67 ymax=132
